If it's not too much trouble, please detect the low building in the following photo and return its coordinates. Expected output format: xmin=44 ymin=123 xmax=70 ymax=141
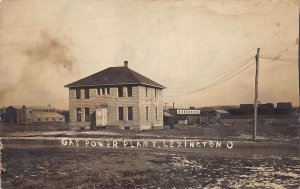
xmin=214 ymin=110 xmax=229 ymax=119
xmin=167 ymin=108 xmax=201 ymax=125
xmin=1 ymin=106 xmax=21 ymax=123
xmin=240 ymin=104 xmax=254 ymax=114
xmin=277 ymin=102 xmax=292 ymax=109
xmin=1 ymin=105 xmax=65 ymax=124
xmin=64 ymin=61 xmax=165 ymax=130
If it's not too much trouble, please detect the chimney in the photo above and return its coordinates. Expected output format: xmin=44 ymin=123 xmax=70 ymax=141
xmin=124 ymin=61 xmax=128 ymax=68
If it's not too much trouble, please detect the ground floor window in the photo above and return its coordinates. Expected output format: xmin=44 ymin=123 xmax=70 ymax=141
xmin=128 ymin=107 xmax=133 ymax=121
xmin=76 ymin=108 xmax=81 ymax=122
xmin=155 ymin=107 xmax=158 ymax=120
xmin=85 ymin=108 xmax=90 ymax=122
xmin=118 ymin=107 xmax=124 ymax=120
xmin=146 ymin=106 xmax=149 ymax=120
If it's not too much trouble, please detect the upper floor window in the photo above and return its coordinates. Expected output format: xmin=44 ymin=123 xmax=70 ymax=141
xmin=84 ymin=89 xmax=89 ymax=99
xmin=155 ymin=89 xmax=157 ymax=98
xmin=76 ymin=89 xmax=81 ymax=99
xmin=97 ymin=87 xmax=109 ymax=95
xmin=118 ymin=87 xmax=123 ymax=97
xmin=127 ymin=86 xmax=132 ymax=97
xmin=145 ymin=87 xmax=148 ymax=97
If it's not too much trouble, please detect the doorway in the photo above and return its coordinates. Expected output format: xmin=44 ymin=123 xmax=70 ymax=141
xmin=96 ymin=108 xmax=107 ymax=127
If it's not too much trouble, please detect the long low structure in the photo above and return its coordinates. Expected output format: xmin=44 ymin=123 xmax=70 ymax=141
xmin=1 ymin=105 xmax=65 ymax=124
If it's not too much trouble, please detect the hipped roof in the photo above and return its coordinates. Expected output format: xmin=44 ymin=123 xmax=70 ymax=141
xmin=65 ymin=66 xmax=165 ymax=89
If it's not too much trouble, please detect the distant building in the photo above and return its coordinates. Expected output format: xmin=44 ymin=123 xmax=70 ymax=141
xmin=0 ymin=107 xmax=5 ymax=122
xmin=240 ymin=104 xmax=254 ymax=114
xmin=167 ymin=108 xmax=201 ymax=125
xmin=214 ymin=110 xmax=229 ymax=119
xmin=277 ymin=102 xmax=292 ymax=109
xmin=258 ymin=103 xmax=275 ymax=115
xmin=1 ymin=105 xmax=65 ymax=124
xmin=65 ymin=61 xmax=165 ymax=130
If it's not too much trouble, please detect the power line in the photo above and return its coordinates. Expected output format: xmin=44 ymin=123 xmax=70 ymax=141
xmin=167 ymin=56 xmax=255 ymax=93
xmin=260 ymin=56 xmax=298 ymax=64
xmin=166 ymin=21 xmax=297 ymax=90
xmin=165 ymin=61 xmax=255 ymax=97
xmin=167 ymin=56 xmax=255 ymax=90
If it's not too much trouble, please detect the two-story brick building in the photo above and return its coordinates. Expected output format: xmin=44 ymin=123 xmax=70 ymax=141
xmin=65 ymin=61 xmax=165 ymax=130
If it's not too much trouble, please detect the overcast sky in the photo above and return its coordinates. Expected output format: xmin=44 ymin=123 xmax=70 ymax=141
xmin=0 ymin=0 xmax=299 ymax=109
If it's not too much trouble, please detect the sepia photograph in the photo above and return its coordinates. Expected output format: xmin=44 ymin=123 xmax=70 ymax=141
xmin=0 ymin=0 xmax=299 ymax=188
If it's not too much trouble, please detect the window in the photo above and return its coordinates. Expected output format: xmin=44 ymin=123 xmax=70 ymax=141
xmin=84 ymin=89 xmax=89 ymax=99
xmin=127 ymin=86 xmax=132 ymax=97
xmin=52 ymin=118 xmax=55 ymax=121
xmin=155 ymin=107 xmax=158 ymax=120
xmin=59 ymin=118 xmax=62 ymax=121
xmin=97 ymin=88 xmax=109 ymax=95
xmin=76 ymin=108 xmax=81 ymax=122
xmin=146 ymin=106 xmax=149 ymax=120
xmin=45 ymin=118 xmax=48 ymax=121
xmin=145 ymin=87 xmax=148 ymax=97
xmin=118 ymin=107 xmax=124 ymax=120
xmin=76 ymin=89 xmax=81 ymax=99
xmin=85 ymin=108 xmax=90 ymax=122
xmin=118 ymin=87 xmax=123 ymax=97
xmin=37 ymin=118 xmax=41 ymax=121
xmin=155 ymin=89 xmax=157 ymax=98
xmin=128 ymin=107 xmax=133 ymax=121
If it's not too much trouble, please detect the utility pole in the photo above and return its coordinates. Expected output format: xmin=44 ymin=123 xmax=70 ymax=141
xmin=253 ymin=48 xmax=260 ymax=141
xmin=298 ymin=11 xmax=300 ymax=107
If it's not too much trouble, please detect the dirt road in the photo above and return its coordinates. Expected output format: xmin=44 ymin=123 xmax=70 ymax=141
xmin=1 ymin=136 xmax=300 ymax=189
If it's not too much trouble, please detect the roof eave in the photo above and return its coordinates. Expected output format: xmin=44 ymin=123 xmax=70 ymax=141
xmin=65 ymin=83 xmax=166 ymax=89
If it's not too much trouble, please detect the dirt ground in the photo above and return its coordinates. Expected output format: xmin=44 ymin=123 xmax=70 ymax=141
xmin=1 ymin=124 xmax=300 ymax=189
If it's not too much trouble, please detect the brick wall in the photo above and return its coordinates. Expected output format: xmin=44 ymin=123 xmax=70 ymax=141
xmin=69 ymin=85 xmax=164 ymax=130
xmin=138 ymin=86 xmax=164 ymax=130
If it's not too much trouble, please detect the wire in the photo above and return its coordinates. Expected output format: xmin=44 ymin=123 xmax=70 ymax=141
xmin=260 ymin=56 xmax=298 ymax=64
xmin=165 ymin=61 xmax=255 ymax=97
xmin=167 ymin=20 xmax=297 ymax=90
xmin=167 ymin=56 xmax=255 ymax=93
xmin=167 ymin=56 xmax=255 ymax=90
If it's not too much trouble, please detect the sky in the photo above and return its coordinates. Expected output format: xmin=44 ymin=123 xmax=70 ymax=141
xmin=0 ymin=0 xmax=299 ymax=109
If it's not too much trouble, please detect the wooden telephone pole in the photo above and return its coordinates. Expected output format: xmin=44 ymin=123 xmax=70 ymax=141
xmin=298 ymin=11 xmax=300 ymax=107
xmin=253 ymin=48 xmax=260 ymax=141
